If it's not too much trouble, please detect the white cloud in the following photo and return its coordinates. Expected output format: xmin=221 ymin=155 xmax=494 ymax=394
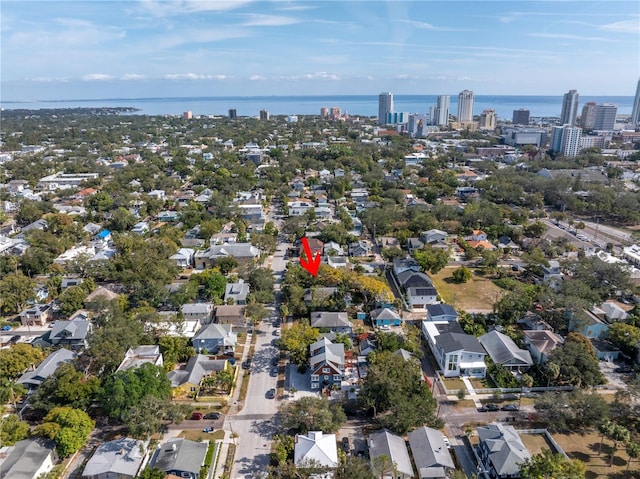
xmin=136 ymin=0 xmax=253 ymax=17
xmin=164 ymin=73 xmax=227 ymax=80
xmin=599 ymin=19 xmax=640 ymax=34
xmin=250 ymin=75 xmax=267 ymax=81
xmin=280 ymin=72 xmax=341 ymax=81
xmin=157 ymin=29 xmax=250 ymax=48
xmin=26 ymin=76 xmax=69 ymax=83
xmin=528 ymin=33 xmax=617 ymax=42
xmin=398 ymin=19 xmax=468 ymax=32
xmin=83 ymin=73 xmax=114 ymax=81
xmin=395 ymin=74 xmax=419 ymax=80
xmin=240 ymin=14 xmax=301 ymax=27
xmin=121 ymin=73 xmax=146 ymax=80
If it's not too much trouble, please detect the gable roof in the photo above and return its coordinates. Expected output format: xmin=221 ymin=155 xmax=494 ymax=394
xmin=153 ymin=439 xmax=207 ymax=475
xmin=370 ymin=307 xmax=401 ymax=321
xmin=477 ymin=423 xmax=531 ymax=477
xmin=168 ymin=355 xmax=227 ymax=387
xmin=16 ymin=349 xmax=76 ymax=387
xmin=368 ymin=429 xmax=414 ymax=477
xmin=426 ymin=304 xmax=457 ymax=319
xmin=82 ymin=437 xmax=145 ymax=478
xmin=294 ymin=431 xmax=338 ymax=468
xmin=310 ymin=337 xmax=345 ymax=369
xmin=397 ymin=270 xmax=433 ymax=289
xmin=193 ymin=324 xmax=237 ymax=345
xmin=523 ymin=330 xmax=564 ymax=356
xmin=0 ymin=438 xmax=57 ymax=479
xmin=408 ymin=426 xmax=455 ymax=474
xmin=436 ymin=332 xmax=486 ymax=355
xmin=310 ymin=311 xmax=351 ymax=329
xmin=50 ymin=317 xmax=91 ymax=341
xmin=479 ymin=331 xmax=533 ymax=367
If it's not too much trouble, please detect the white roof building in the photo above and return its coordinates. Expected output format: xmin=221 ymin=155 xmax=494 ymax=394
xmin=294 ymin=431 xmax=338 ymax=477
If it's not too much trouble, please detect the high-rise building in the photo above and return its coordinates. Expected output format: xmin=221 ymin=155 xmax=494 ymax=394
xmin=434 ymin=95 xmax=450 ymax=126
xmin=512 ymin=109 xmax=530 ymax=125
xmin=320 ymin=107 xmax=329 ymax=118
xmin=183 ymin=111 xmax=193 ymax=119
xmin=386 ymin=112 xmax=408 ymax=125
xmin=378 ymin=92 xmax=394 ymax=125
xmin=560 ymin=89 xmax=579 ymax=126
xmin=631 ymin=78 xmax=640 ymax=125
xmin=259 ymin=109 xmax=270 ymax=120
xmin=457 ymin=90 xmax=474 ymax=123
xmin=593 ymin=104 xmax=617 ymax=130
xmin=550 ymin=125 xmax=582 ymax=157
xmin=580 ymin=102 xmax=598 ymax=129
xmin=228 ymin=109 xmax=237 ymax=119
xmin=479 ymin=109 xmax=496 ymax=129
xmin=330 ymin=107 xmax=341 ymax=119
xmin=408 ymin=114 xmax=428 ymax=137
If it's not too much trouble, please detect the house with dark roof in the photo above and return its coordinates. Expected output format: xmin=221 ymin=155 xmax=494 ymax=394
xmin=0 ymin=438 xmax=58 ymax=479
xmin=522 ymin=330 xmax=564 ymax=365
xmin=426 ymin=304 xmax=458 ymax=322
xmin=396 ymin=270 xmax=438 ymax=310
xmin=422 ymin=321 xmax=487 ymax=377
xmin=16 ymin=349 xmax=76 ymax=391
xmin=367 ymin=429 xmax=414 ymax=479
xmin=369 ymin=307 xmax=402 ymax=328
xmin=479 ymin=331 xmax=533 ymax=371
xmin=309 ymin=337 xmax=345 ymax=390
xmin=36 ymin=312 xmax=92 ymax=350
xmin=408 ymin=426 xmax=455 ymax=479
xmin=168 ymin=355 xmax=229 ymax=393
xmin=82 ymin=437 xmax=145 ymax=479
xmin=477 ymin=423 xmax=531 ymax=479
xmin=310 ymin=311 xmax=352 ymax=333
xmin=191 ymin=324 xmax=237 ymax=354
xmin=152 ymin=439 xmax=208 ymax=479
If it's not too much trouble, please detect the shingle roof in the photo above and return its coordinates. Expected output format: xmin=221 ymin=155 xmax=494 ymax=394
xmin=0 ymin=438 xmax=57 ymax=479
xmin=426 ymin=304 xmax=457 ymax=319
xmin=436 ymin=332 xmax=486 ymax=355
xmin=477 ymin=423 xmax=531 ymax=477
xmin=82 ymin=437 xmax=145 ymax=478
xmin=310 ymin=337 xmax=345 ymax=369
xmin=193 ymin=324 xmax=237 ymax=344
xmin=168 ymin=355 xmax=227 ymax=387
xmin=370 ymin=307 xmax=401 ymax=321
xmin=50 ymin=317 xmax=91 ymax=341
xmin=408 ymin=426 xmax=455 ymax=473
xmin=397 ymin=270 xmax=433 ymax=288
xmin=294 ymin=431 xmax=338 ymax=468
xmin=16 ymin=349 xmax=76 ymax=387
xmin=479 ymin=330 xmax=533 ymax=367
xmin=153 ymin=439 xmax=207 ymax=476
xmin=368 ymin=429 xmax=414 ymax=478
xmin=310 ymin=311 xmax=351 ymax=329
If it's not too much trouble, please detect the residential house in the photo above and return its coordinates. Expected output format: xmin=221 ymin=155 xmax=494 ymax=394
xmin=37 ymin=312 xmax=92 ymax=350
xmin=541 ymin=260 xmax=563 ymax=290
xmin=152 ymin=439 xmax=208 ymax=479
xmin=393 ymin=257 xmax=420 ymax=276
xmin=191 ymin=324 xmax=237 ymax=354
xmin=0 ymin=438 xmax=58 ymax=479
xmin=468 ymin=229 xmax=496 ymax=250
xmin=420 ymin=229 xmax=448 ymax=245
xmin=170 ymin=248 xmax=195 ymax=268
xmin=369 ymin=308 xmax=402 ymax=328
xmin=288 ymin=200 xmax=314 ymax=216
xmin=131 ymin=222 xmax=149 ymax=235
xmin=304 ymin=287 xmax=338 ymax=305
xmin=310 ymin=312 xmax=352 ymax=334
xmin=479 ymin=331 xmax=533 ymax=370
xmin=407 ymin=237 xmax=425 ymax=254
xmin=157 ymin=210 xmax=180 ymax=222
xmin=181 ymin=303 xmax=214 ymax=323
xmin=301 ymin=238 xmax=324 ymax=259
xmin=568 ymin=309 xmax=610 ymax=339
xmin=84 ymin=286 xmax=119 ymax=307
xmin=309 ymin=337 xmax=345 ymax=390
xmin=117 ymin=345 xmax=164 ymax=372
xmin=349 ymin=240 xmax=372 ymax=257
xmin=294 ymin=431 xmax=338 ymax=478
xmin=523 ymin=330 xmax=564 ymax=365
xmin=599 ymin=301 xmax=629 ymax=322
xmin=149 ymin=312 xmax=202 ymax=338
xmin=422 ymin=321 xmax=487 ymax=378
xmin=82 ymin=438 xmax=145 ymax=479
xmin=323 ymin=241 xmax=344 ymax=256
xmin=224 ymin=280 xmax=250 ymax=305
xmin=214 ymin=305 xmax=246 ymax=327
xmin=396 ymin=271 xmax=438 ymax=310
xmin=194 ymin=243 xmax=260 ymax=269
xmin=367 ymin=429 xmax=414 ymax=479
xmin=359 ymin=338 xmax=376 ymax=356
xmin=477 ymin=423 xmax=531 ymax=479
xmin=408 ymin=426 xmax=455 ymax=479
xmin=17 ymin=349 xmax=76 ymax=391
xmin=426 ymin=304 xmax=458 ymax=322
xmin=19 ymin=303 xmax=53 ymax=327
xmin=210 ymin=232 xmax=238 ymax=245
xmin=168 ymin=355 xmax=229 ymax=392
xmin=325 ymin=256 xmax=349 ymax=269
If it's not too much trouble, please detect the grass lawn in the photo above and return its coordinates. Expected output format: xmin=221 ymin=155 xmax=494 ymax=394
xmin=179 ymin=429 xmax=225 ymax=441
xmin=442 ymin=378 xmax=465 ymax=390
xmin=430 ymin=267 xmax=505 ymax=311
xmin=520 ymin=432 xmax=551 ymax=456
xmin=552 ymin=431 xmax=640 ymax=478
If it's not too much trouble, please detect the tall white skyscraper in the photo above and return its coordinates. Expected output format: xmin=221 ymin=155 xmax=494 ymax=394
xmin=551 ymin=125 xmax=582 ymax=157
xmin=631 ymin=78 xmax=640 ymax=125
xmin=434 ymin=95 xmax=450 ymax=126
xmin=560 ymin=89 xmax=579 ymax=126
xmin=378 ymin=92 xmax=394 ymax=125
xmin=457 ymin=90 xmax=474 ymax=123
xmin=593 ymin=104 xmax=617 ymax=130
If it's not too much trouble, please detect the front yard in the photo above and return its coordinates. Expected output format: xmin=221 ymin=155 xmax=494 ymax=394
xmin=430 ymin=266 xmax=505 ymax=311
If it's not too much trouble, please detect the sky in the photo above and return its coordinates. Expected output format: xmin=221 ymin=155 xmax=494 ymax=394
xmin=2 ymin=0 xmax=639 ymax=100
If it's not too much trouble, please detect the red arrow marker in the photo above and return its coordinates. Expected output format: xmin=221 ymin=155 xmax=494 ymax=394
xmin=299 ymin=237 xmax=321 ymax=276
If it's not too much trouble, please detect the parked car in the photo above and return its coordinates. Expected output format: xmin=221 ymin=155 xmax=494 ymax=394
xmin=191 ymin=412 xmax=203 ymax=420
xmin=342 ymin=437 xmax=352 ymax=454
xmin=479 ymin=403 xmax=500 ymax=412
xmin=615 ymin=366 xmax=634 ymax=374
xmin=1 ymin=325 xmax=11 ymax=331
xmin=270 ymin=367 xmax=278 ymax=377
xmin=266 ymin=388 xmax=276 ymax=399
xmin=271 ymin=357 xmax=279 ymax=366
xmin=501 ymin=404 xmax=520 ymax=411
xmin=203 ymin=412 xmax=221 ymax=420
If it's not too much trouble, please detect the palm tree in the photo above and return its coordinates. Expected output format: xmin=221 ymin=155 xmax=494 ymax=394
xmin=609 ymin=424 xmax=630 ymax=467
xmin=545 ymin=362 xmax=561 ymax=387
xmin=0 ymin=380 xmax=27 ymax=411
xmin=626 ymin=441 xmax=640 ymax=472
xmin=597 ymin=419 xmax=614 ymax=455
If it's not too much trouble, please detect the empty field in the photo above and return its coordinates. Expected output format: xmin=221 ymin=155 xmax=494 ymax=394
xmin=430 ymin=267 xmax=505 ymax=312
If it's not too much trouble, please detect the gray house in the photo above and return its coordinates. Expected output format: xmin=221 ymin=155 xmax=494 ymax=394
xmin=408 ymin=426 xmax=455 ymax=479
xmin=310 ymin=311 xmax=352 ymax=333
xmin=82 ymin=437 xmax=145 ymax=479
xmin=191 ymin=324 xmax=237 ymax=354
xmin=426 ymin=304 xmax=458 ymax=322
xmin=153 ymin=438 xmax=208 ymax=479
xmin=181 ymin=303 xmax=214 ymax=323
xmin=224 ymin=280 xmax=250 ymax=305
xmin=477 ymin=423 xmax=531 ymax=479
xmin=367 ymin=429 xmax=414 ymax=479
xmin=478 ymin=331 xmax=533 ymax=371
xmin=309 ymin=337 xmax=345 ymax=390
xmin=0 ymin=438 xmax=58 ymax=479
xmin=16 ymin=349 xmax=76 ymax=391
xmin=168 ymin=355 xmax=228 ymax=390
xmin=37 ymin=314 xmax=92 ymax=350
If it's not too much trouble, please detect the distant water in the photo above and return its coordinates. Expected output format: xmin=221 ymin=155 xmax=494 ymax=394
xmin=1 ymin=95 xmax=635 ymax=120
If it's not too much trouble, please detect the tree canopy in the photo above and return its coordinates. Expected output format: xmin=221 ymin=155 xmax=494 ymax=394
xmin=280 ymin=396 xmax=346 ymax=434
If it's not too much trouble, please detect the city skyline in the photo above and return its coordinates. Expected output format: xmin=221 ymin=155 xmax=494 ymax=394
xmin=1 ymin=1 xmax=639 ymax=101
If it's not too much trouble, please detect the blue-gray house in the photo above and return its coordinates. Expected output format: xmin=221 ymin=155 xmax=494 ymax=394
xmin=370 ymin=307 xmax=402 ymax=328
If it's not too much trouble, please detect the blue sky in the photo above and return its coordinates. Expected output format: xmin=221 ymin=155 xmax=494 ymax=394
xmin=2 ymin=0 xmax=639 ymax=100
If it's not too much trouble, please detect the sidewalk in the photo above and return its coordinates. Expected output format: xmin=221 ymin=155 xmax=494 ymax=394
xmin=212 ymin=430 xmax=233 ymax=479
xmin=461 ymin=377 xmax=483 ymax=408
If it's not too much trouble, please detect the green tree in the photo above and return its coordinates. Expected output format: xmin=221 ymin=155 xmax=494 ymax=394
xmin=279 ymin=322 xmax=320 ymax=367
xmin=452 ymin=266 xmax=472 ymax=283
xmin=249 ymin=267 xmax=276 ymax=302
xmin=608 ymin=424 xmax=630 ymax=467
xmin=608 ymin=323 xmax=640 ymax=358
xmin=0 ymin=272 xmax=37 ymax=315
xmin=0 ymin=343 xmax=45 ymax=380
xmin=137 ymin=467 xmax=167 ymax=479
xmin=214 ymin=257 xmax=238 ymax=275
xmin=0 ymin=379 xmax=27 ymax=409
xmin=36 ymin=407 xmax=95 ymax=458
xmin=519 ymin=449 xmax=586 ymax=478
xmin=0 ymin=414 xmax=30 ymax=446
xmin=57 ymin=285 xmax=90 ymax=316
xmin=548 ymin=333 xmax=605 ymax=387
xmin=625 ymin=441 xmax=640 ymax=472
xmin=280 ymin=397 xmax=346 ymax=434
xmin=414 ymin=245 xmax=449 ymax=274
xmin=30 ymin=363 xmax=101 ymax=413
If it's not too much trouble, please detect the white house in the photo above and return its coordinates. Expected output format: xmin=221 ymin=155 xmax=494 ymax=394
xmin=422 ymin=321 xmax=486 ymax=378
xmin=170 ymin=248 xmax=195 ymax=268
xmin=294 ymin=431 xmax=338 ymax=478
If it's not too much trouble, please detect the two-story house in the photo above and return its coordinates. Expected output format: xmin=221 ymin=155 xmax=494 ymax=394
xmin=477 ymin=423 xmax=531 ymax=479
xmin=153 ymin=439 xmax=208 ymax=479
xmin=422 ymin=321 xmax=487 ymax=377
xmin=309 ymin=337 xmax=345 ymax=390
xmin=191 ymin=324 xmax=237 ymax=354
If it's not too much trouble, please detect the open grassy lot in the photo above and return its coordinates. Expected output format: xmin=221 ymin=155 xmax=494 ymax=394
xmin=179 ymin=429 xmax=225 ymax=441
xmin=430 ymin=267 xmax=505 ymax=311
xmin=552 ymin=431 xmax=640 ymax=478
xmin=520 ymin=432 xmax=552 ymax=456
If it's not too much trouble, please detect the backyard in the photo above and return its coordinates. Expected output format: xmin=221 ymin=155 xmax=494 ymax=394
xmin=430 ymin=267 xmax=505 ymax=312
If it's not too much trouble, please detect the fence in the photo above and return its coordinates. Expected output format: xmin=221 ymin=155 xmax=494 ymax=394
xmin=443 ymin=384 xmax=575 ymax=396
xmin=517 ymin=429 xmax=569 ymax=459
